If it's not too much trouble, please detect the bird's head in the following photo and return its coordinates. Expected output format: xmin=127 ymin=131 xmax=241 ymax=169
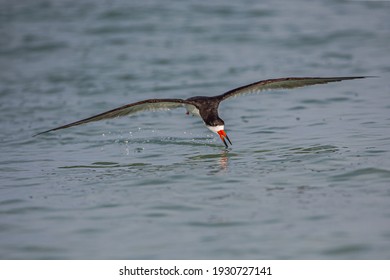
xmin=217 ymin=129 xmax=232 ymax=148
xmin=207 ymin=125 xmax=232 ymax=148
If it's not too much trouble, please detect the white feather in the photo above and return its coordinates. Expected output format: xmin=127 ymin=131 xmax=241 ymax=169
xmin=206 ymin=125 xmax=224 ymax=134
xmin=185 ymin=105 xmax=200 ymax=117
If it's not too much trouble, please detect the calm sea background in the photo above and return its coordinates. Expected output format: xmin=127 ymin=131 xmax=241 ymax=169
xmin=1 ymin=0 xmax=389 ymax=259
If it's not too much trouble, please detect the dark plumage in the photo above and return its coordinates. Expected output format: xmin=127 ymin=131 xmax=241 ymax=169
xmin=35 ymin=76 xmax=368 ymax=148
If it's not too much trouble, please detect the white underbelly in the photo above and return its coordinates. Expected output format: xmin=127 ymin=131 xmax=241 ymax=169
xmin=185 ymin=105 xmax=200 ymax=117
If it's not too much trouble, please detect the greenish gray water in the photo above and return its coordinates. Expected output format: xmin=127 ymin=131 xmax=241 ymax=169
xmin=1 ymin=0 xmax=390 ymax=259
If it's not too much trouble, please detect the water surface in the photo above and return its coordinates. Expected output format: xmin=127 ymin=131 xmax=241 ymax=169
xmin=1 ymin=0 xmax=390 ymax=259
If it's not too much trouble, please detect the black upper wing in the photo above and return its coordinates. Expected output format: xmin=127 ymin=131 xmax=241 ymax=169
xmin=218 ymin=76 xmax=367 ymax=101
xmin=35 ymin=98 xmax=197 ymax=136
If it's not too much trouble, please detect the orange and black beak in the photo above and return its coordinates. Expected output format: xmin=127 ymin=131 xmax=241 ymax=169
xmin=217 ymin=130 xmax=232 ymax=148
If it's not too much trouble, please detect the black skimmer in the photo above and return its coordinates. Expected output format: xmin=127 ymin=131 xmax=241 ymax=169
xmin=35 ymin=76 xmax=367 ymax=148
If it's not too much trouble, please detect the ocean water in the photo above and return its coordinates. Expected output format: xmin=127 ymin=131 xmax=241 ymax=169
xmin=1 ymin=0 xmax=390 ymax=259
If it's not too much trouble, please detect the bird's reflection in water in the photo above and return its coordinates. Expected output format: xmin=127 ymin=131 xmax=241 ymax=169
xmin=187 ymin=149 xmax=231 ymax=174
xmin=205 ymin=150 xmax=230 ymax=175
xmin=218 ymin=150 xmax=229 ymax=171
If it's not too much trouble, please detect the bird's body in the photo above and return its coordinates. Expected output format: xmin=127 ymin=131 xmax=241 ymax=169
xmin=35 ymin=76 xmax=367 ymax=148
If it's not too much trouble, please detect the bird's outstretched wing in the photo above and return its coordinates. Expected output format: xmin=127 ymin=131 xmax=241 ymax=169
xmin=218 ymin=76 xmax=367 ymax=101
xmin=34 ymin=98 xmax=196 ymax=136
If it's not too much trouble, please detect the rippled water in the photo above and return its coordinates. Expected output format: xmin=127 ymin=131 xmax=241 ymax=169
xmin=1 ymin=0 xmax=390 ymax=259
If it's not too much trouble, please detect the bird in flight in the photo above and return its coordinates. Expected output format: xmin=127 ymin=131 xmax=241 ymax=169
xmin=35 ymin=76 xmax=366 ymax=148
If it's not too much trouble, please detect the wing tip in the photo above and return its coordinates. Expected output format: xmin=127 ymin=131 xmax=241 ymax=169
xmin=336 ymin=75 xmax=377 ymax=80
xmin=287 ymin=75 xmax=375 ymax=80
xmin=33 ymin=128 xmax=56 ymax=137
